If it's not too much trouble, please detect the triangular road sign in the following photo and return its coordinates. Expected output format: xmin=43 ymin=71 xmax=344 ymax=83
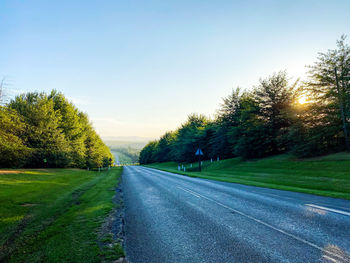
xmin=195 ymin=148 xmax=204 ymax=156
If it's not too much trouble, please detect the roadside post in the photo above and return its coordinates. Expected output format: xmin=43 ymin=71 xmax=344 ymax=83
xmin=195 ymin=148 xmax=204 ymax=172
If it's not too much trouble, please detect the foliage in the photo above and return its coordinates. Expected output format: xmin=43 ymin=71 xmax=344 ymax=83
xmin=171 ymin=113 xmax=209 ymax=163
xmin=139 ymin=141 xmax=158 ymax=164
xmin=0 ymin=107 xmax=30 ymax=167
xmin=0 ymin=91 xmax=113 ymax=168
xmin=140 ymin=72 xmax=299 ymax=163
xmin=140 ymin=36 xmax=350 ymax=163
xmin=296 ymin=35 xmax=350 ymax=155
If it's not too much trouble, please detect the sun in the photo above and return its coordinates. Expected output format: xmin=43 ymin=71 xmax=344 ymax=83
xmin=298 ymin=95 xmax=308 ymax=104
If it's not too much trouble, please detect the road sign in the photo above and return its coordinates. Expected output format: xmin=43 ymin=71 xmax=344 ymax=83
xmin=195 ymin=148 xmax=204 ymax=172
xmin=195 ymin=148 xmax=203 ymax=156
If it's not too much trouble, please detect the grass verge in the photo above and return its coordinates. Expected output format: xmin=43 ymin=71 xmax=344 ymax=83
xmin=145 ymin=153 xmax=350 ymax=200
xmin=0 ymin=167 xmax=123 ymax=262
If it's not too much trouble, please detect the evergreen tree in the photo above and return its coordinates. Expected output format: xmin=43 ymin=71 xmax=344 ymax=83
xmin=9 ymin=92 xmax=70 ymax=167
xmin=253 ymin=71 xmax=298 ymax=155
xmin=306 ymin=35 xmax=350 ymax=152
xmin=0 ymin=90 xmax=113 ymax=168
xmin=0 ymin=107 xmax=30 ymax=167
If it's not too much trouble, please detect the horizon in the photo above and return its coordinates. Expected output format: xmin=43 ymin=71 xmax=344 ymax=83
xmin=1 ymin=0 xmax=349 ymax=138
xmin=1 ymin=2 xmax=350 ymax=262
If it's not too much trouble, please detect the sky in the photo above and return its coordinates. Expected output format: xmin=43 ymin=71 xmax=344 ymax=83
xmin=1 ymin=0 xmax=349 ymax=139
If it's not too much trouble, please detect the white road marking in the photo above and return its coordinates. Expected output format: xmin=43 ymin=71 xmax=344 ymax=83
xmin=180 ymin=187 xmax=201 ymax=198
xmin=305 ymin=204 xmax=350 ymax=217
xmin=177 ymin=186 xmax=348 ymax=262
xmin=323 ymin=254 xmax=342 ymax=263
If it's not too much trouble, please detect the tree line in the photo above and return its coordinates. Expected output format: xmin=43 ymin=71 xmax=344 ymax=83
xmin=140 ymin=36 xmax=350 ymax=164
xmin=114 ymin=147 xmax=140 ymax=163
xmin=0 ymin=90 xmax=113 ymax=168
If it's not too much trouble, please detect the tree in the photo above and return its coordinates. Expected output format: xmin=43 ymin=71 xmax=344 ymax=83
xmin=79 ymin=112 xmax=113 ymax=168
xmin=210 ymin=87 xmax=244 ymax=159
xmin=217 ymin=87 xmax=242 ymax=126
xmin=171 ymin=114 xmax=209 ymax=163
xmin=49 ymin=90 xmax=87 ymax=167
xmin=153 ymin=132 xmax=176 ymax=162
xmin=0 ymin=106 xmax=30 ymax=167
xmin=139 ymin=37 xmax=350 ymax=162
xmin=306 ymin=35 xmax=350 ymax=151
xmin=253 ymin=71 xmax=298 ymax=154
xmin=139 ymin=141 xmax=158 ymax=164
xmin=1 ymin=90 xmax=113 ymax=168
xmin=228 ymin=92 xmax=269 ymax=158
xmin=9 ymin=92 xmax=71 ymax=167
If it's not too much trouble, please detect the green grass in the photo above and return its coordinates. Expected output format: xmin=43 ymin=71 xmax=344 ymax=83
xmin=145 ymin=153 xmax=350 ymax=200
xmin=0 ymin=167 xmax=123 ymax=263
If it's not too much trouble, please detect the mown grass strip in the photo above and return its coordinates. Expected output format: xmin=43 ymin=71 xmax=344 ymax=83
xmin=145 ymin=154 xmax=350 ymax=200
xmin=0 ymin=167 xmax=123 ymax=263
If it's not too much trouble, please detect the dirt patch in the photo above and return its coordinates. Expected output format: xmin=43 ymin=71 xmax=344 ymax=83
xmin=0 ymin=215 xmax=32 ymax=261
xmin=98 ymin=184 xmax=127 ymax=263
xmin=20 ymin=203 xmax=39 ymax=207
xmin=0 ymin=170 xmax=21 ymax=174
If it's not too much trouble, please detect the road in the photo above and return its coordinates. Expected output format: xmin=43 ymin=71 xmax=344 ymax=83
xmin=122 ymin=166 xmax=350 ymax=263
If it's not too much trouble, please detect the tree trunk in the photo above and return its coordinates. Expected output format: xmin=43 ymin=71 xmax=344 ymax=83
xmin=335 ymin=67 xmax=350 ymax=151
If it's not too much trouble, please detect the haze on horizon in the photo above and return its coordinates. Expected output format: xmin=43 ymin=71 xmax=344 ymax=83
xmin=1 ymin=0 xmax=349 ymax=139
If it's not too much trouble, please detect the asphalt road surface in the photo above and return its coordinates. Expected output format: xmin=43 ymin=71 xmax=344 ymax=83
xmin=122 ymin=166 xmax=350 ymax=263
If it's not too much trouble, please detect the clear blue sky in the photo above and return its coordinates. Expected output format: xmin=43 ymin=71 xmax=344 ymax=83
xmin=1 ymin=0 xmax=349 ymax=139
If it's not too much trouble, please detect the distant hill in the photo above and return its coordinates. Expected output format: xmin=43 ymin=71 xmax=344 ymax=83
xmin=104 ymin=140 xmax=148 ymax=150
xmin=103 ymin=136 xmax=152 ymax=165
xmin=103 ymin=136 xmax=153 ymax=143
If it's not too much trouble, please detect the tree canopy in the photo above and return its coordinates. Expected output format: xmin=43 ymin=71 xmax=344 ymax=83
xmin=140 ymin=36 xmax=350 ymax=164
xmin=0 ymin=90 xmax=113 ymax=168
